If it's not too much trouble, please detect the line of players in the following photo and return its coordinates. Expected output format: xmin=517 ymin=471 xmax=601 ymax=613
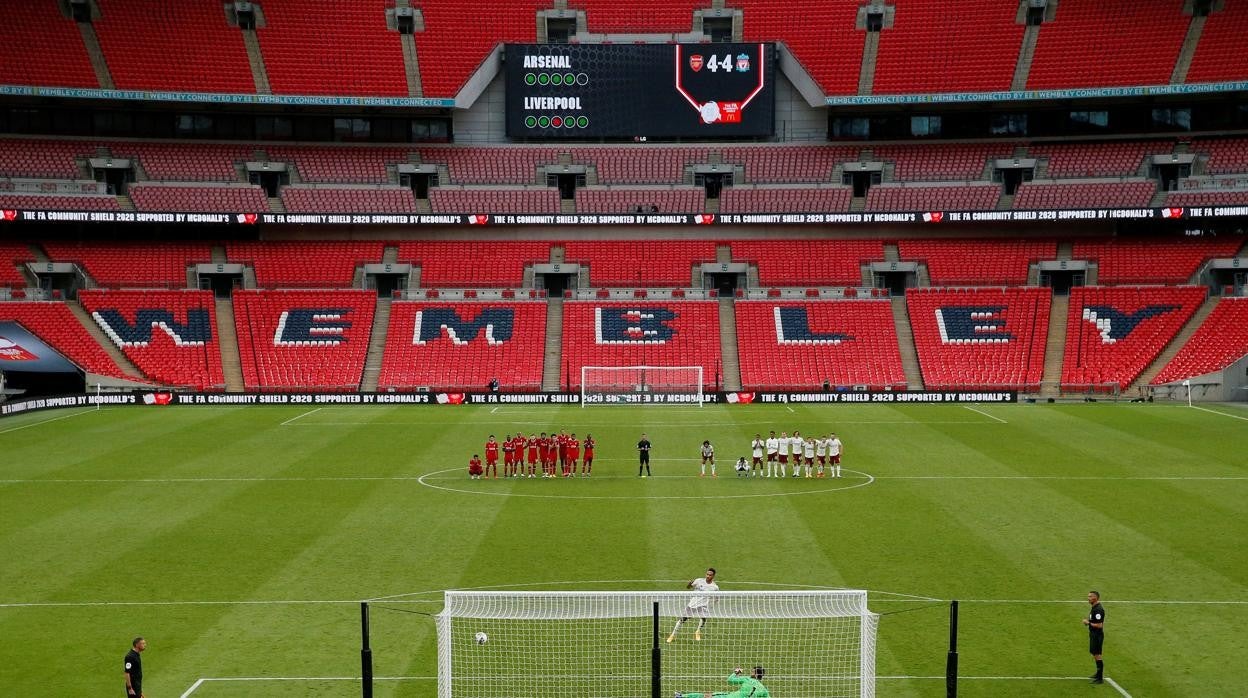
xmin=735 ymin=430 xmax=843 ymax=478
xmin=468 ymin=431 xmax=597 ymax=479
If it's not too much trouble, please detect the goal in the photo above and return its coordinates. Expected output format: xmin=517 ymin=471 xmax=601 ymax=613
xmin=435 ymin=590 xmax=878 ymax=697
xmin=581 ymin=365 xmax=705 ymax=407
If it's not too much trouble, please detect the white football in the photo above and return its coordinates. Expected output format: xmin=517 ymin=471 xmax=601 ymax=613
xmin=475 ymin=632 xmax=488 ymax=645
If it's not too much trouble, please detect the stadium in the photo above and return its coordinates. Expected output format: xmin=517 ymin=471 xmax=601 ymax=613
xmin=1 ymin=1 xmax=1246 ymax=696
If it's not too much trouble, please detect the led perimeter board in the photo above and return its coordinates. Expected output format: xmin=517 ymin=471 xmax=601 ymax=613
xmin=505 ymin=43 xmax=775 ymax=139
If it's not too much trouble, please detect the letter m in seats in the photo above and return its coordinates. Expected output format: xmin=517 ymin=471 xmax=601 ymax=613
xmin=93 ymin=309 xmax=212 ymax=347
xmin=413 ymin=307 xmax=515 ymax=345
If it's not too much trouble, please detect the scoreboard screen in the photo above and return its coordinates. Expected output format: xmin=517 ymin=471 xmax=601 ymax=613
xmin=505 ymin=43 xmax=775 ymax=139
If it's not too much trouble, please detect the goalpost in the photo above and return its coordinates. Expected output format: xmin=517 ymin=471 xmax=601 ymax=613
xmin=581 ymin=365 xmax=705 ymax=407
xmin=435 ymin=590 xmax=878 ymax=698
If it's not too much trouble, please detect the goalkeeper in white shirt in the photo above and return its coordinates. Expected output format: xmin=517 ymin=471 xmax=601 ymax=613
xmin=668 ymin=567 xmax=719 ymax=642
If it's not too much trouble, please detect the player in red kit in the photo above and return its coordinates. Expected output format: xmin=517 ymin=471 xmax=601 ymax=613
xmin=526 ymin=433 xmax=539 ymax=478
xmin=537 ymin=432 xmax=551 ymax=477
xmin=484 ymin=435 xmax=499 ymax=479
xmin=511 ymin=434 xmax=526 ymax=477
xmin=567 ymin=434 xmax=581 ymax=477
xmin=501 ymin=433 xmax=514 ymax=477
xmin=582 ymin=434 xmax=595 ymax=476
xmin=468 ymin=454 xmax=483 ymax=479
xmin=558 ymin=429 xmax=571 ymax=476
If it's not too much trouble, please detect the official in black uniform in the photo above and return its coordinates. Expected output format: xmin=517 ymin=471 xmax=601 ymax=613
xmin=637 ymin=433 xmax=651 ymax=477
xmin=124 ymin=636 xmax=146 ymax=697
xmin=1083 ymin=591 xmax=1105 ymax=684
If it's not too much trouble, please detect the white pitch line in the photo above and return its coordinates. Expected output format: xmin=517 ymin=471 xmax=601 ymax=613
xmin=179 ymin=678 xmax=205 ymax=698
xmin=873 ymin=475 xmax=1247 ymax=481
xmin=785 ymin=405 xmax=796 ymax=413
xmin=963 ymin=405 xmax=1007 ymax=423
xmin=0 ymin=408 xmax=96 ymax=435
xmin=279 ymin=407 xmax=322 ymax=426
xmin=1189 ymin=404 xmax=1248 ymax=422
xmin=1106 ymin=676 xmax=1134 ymax=697
xmin=181 ymin=676 xmax=434 ymax=697
xmin=490 ymin=406 xmax=499 ymax=413
xmin=955 ymin=598 xmax=1248 ymax=605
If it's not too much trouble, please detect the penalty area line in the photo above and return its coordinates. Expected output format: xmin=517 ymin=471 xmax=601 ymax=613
xmin=962 ymin=405 xmax=1007 ymax=423
xmin=279 ymin=407 xmax=322 ymax=426
xmin=180 ymin=675 xmax=434 ymax=697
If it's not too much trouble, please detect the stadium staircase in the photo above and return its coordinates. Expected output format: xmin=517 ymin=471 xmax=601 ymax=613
xmin=1039 ymin=293 xmax=1069 ymax=398
xmin=541 ymin=297 xmax=565 ymax=391
xmin=360 ymin=296 xmax=392 ymax=392
xmin=890 ymin=296 xmax=924 ymax=389
xmin=1171 ymin=11 xmax=1207 ymax=84
xmin=397 ymin=7 xmax=424 ymax=96
xmin=76 ymin=21 xmax=114 ymax=89
xmin=1129 ymin=293 xmax=1219 ymax=395
xmin=67 ymin=300 xmax=145 ymax=381
xmin=240 ymin=19 xmax=272 ymax=92
xmin=214 ymin=298 xmax=245 ymax=391
xmin=1011 ymin=19 xmax=1040 ymax=90
xmin=857 ymin=26 xmax=880 ymax=95
xmin=718 ymin=297 xmax=742 ymax=391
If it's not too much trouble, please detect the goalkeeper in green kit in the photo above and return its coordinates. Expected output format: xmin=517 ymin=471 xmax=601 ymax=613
xmin=675 ymin=666 xmax=770 ymax=697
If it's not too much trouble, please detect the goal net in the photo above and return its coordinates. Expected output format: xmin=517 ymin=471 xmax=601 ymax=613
xmin=581 ymin=365 xmax=704 ymax=406
xmin=436 ymin=590 xmax=878 ymax=697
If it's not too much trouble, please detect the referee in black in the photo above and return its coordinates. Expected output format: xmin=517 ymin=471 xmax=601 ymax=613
xmin=637 ymin=433 xmax=651 ymax=477
xmin=124 ymin=636 xmax=146 ymax=697
xmin=1083 ymin=591 xmax=1105 ymax=684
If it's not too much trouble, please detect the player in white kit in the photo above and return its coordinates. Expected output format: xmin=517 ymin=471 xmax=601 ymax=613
xmin=668 ymin=568 xmax=720 ymax=642
xmin=827 ymin=432 xmax=843 ymax=477
xmin=764 ymin=431 xmax=779 ymax=477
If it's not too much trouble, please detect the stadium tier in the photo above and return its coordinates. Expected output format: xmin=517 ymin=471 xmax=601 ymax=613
xmin=0 ymin=302 xmax=126 ymax=378
xmin=719 ymin=186 xmax=852 ymax=213
xmin=0 ymin=194 xmax=120 ymax=211
xmin=93 ymin=0 xmax=254 ymax=93
xmin=42 ymin=242 xmax=213 ymax=288
xmin=906 ymin=287 xmax=1051 ymax=391
xmin=897 ymin=239 xmax=1057 ymax=286
xmin=573 ymin=0 xmax=701 ymax=33
xmin=1071 ymin=238 xmax=1244 ymax=285
xmin=114 ymin=143 xmax=253 ymax=182
xmin=0 ymin=140 xmax=88 ymax=179
xmin=1029 ymin=141 xmax=1170 ymax=178
xmin=413 ymin=0 xmax=537 ymax=97
xmin=1164 ymin=191 xmax=1248 ymax=207
xmin=0 ymin=243 xmax=32 ymax=288
xmin=397 ymin=241 xmax=550 ymax=287
xmin=563 ymin=241 xmax=717 ymax=287
xmin=571 ymin=147 xmax=709 ymax=185
xmin=872 ymin=0 xmax=1023 ymax=95
xmin=266 ymin=146 xmax=408 ymax=184
xmin=731 ymin=240 xmax=883 ymax=287
xmin=255 ymin=0 xmax=407 ymax=96
xmin=79 ymin=289 xmax=225 ymax=390
xmin=1012 ymin=181 xmax=1157 ymax=210
xmin=429 ymin=188 xmax=560 ymax=214
xmin=0 ymin=3 xmax=97 ymax=88
xmin=574 ymin=187 xmax=706 ymax=214
xmin=873 ymin=144 xmax=1015 ymax=182
xmin=378 ymin=302 xmax=547 ymax=392
xmin=1061 ymin=285 xmax=1207 ymax=392
xmin=735 ymin=300 xmax=906 ymax=391
xmin=560 ymin=301 xmax=721 ymax=389
xmin=427 ymin=147 xmax=561 ymax=185
xmin=1187 ymin=2 xmax=1248 ymax=85
xmin=1153 ymin=297 xmax=1248 ymax=384
xmin=720 ymin=146 xmax=858 ymax=184
xmin=1196 ymin=138 xmax=1248 ymax=175
xmin=231 ymin=289 xmax=375 ymax=391
xmin=864 ymin=184 xmax=1001 ymax=212
xmin=1026 ymin=0 xmax=1188 ymax=89
xmin=280 ymin=186 xmax=419 ymax=214
xmin=226 ymin=241 xmax=385 ymax=289
xmin=128 ymin=184 xmax=268 ymax=213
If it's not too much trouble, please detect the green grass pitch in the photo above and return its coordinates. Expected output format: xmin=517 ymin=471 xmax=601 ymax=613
xmin=1 ymin=401 xmax=1245 ymax=696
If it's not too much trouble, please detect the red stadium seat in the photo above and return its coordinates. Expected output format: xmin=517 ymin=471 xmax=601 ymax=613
xmin=1153 ymin=297 xmax=1248 ymax=384
xmin=561 ymin=301 xmax=721 ymax=389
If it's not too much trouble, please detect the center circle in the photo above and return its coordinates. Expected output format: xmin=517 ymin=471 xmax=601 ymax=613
xmin=416 ymin=468 xmax=875 ymax=500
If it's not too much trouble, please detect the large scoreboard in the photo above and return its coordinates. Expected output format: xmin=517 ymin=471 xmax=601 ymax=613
xmin=505 ymin=43 xmax=775 ymax=139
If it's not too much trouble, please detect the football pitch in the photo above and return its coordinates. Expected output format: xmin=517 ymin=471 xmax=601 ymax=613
xmin=1 ymin=401 xmax=1245 ymax=697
